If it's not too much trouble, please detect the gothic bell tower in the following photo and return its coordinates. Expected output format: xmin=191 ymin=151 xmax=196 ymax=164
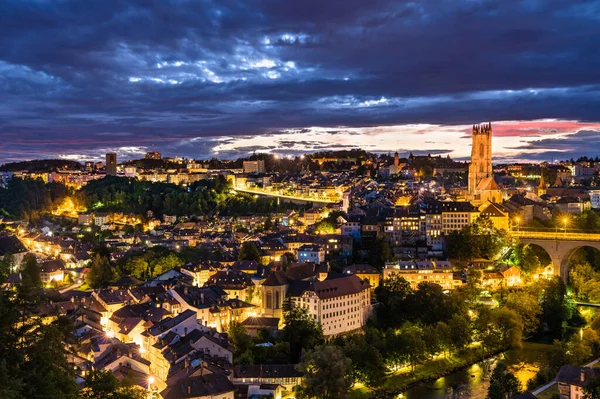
xmin=468 ymin=122 xmax=493 ymax=195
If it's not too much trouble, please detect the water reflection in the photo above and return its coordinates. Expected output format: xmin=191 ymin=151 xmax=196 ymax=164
xmin=402 ymin=344 xmax=549 ymax=399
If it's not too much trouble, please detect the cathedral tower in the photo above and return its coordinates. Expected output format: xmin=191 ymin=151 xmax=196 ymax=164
xmin=468 ymin=122 xmax=493 ymax=194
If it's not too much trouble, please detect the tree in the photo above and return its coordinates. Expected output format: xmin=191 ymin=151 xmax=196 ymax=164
xmin=86 ymin=254 xmax=114 ymax=289
xmin=0 ymin=253 xmax=15 ymax=281
xmin=282 ymin=299 xmax=324 ymax=362
xmin=342 ymin=334 xmax=386 ymax=387
xmin=448 ymin=313 xmax=473 ymax=353
xmin=486 ymin=362 xmax=522 ymax=399
xmin=295 ymin=345 xmax=353 ymax=399
xmin=374 ymin=274 xmax=413 ymax=328
xmin=80 ymin=370 xmax=146 ymax=399
xmin=238 ymin=242 xmax=261 ymax=262
xmin=584 ymin=375 xmax=600 ymax=399
xmin=538 ymin=277 xmax=573 ymax=333
xmin=505 ymin=290 xmax=542 ymax=336
xmin=20 ymin=253 xmax=42 ymax=288
xmin=228 ymin=321 xmax=254 ymax=363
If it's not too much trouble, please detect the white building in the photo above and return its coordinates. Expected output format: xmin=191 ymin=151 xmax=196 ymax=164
xmin=243 ymin=160 xmax=266 ymax=174
xmin=94 ymin=213 xmax=109 ymax=226
xmin=287 ymin=274 xmax=371 ymax=336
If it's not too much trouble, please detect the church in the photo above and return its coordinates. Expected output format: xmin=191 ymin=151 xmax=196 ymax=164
xmin=468 ymin=122 xmax=502 ymax=207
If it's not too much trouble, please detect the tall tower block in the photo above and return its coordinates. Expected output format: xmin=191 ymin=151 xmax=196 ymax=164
xmin=468 ymin=122 xmax=493 ymax=194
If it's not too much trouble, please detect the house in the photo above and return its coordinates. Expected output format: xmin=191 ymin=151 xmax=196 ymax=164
xmin=501 ymin=265 xmax=522 ymax=287
xmin=78 ymin=213 xmax=93 ymax=225
xmin=555 ymin=365 xmax=600 ymax=399
xmin=94 ymin=213 xmax=109 ymax=226
xmin=479 ymin=202 xmax=509 ymax=231
xmin=383 ymin=260 xmax=462 ymax=290
xmin=286 ymin=274 xmax=371 ymax=337
xmin=181 ymin=261 xmax=220 ymax=287
xmin=296 ymin=244 xmax=325 ymax=265
xmin=163 ymin=215 xmax=178 ymax=224
xmin=204 ymin=268 xmax=254 ymax=302
xmin=241 ymin=317 xmax=280 ymax=337
xmin=168 ymin=286 xmax=255 ymax=332
xmin=161 ymin=372 xmax=235 ymax=399
xmin=40 ymin=259 xmax=65 ymax=284
xmin=248 ymin=384 xmax=285 ymax=399
xmin=0 ymin=235 xmax=28 ymax=266
xmin=343 ymin=264 xmax=381 ymax=289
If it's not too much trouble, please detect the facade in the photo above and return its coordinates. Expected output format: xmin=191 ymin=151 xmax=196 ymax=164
xmin=441 ymin=202 xmax=480 ymax=234
xmin=383 ymin=260 xmax=462 ymax=290
xmin=242 ymin=160 xmax=266 ymax=174
xmin=343 ymin=264 xmax=381 ymax=289
xmin=296 ymin=244 xmax=325 ymax=264
xmin=39 ymin=259 xmax=65 ymax=284
xmin=287 ymin=274 xmax=371 ymax=336
xmin=106 ymin=153 xmax=118 ymax=176
xmin=590 ymin=189 xmax=600 ymax=209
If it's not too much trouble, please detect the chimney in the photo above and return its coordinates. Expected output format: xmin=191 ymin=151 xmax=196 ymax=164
xmin=581 ymin=369 xmax=586 ymax=382
xmin=200 ymin=292 xmax=204 ymax=303
xmin=187 ymin=385 xmax=191 ymax=395
xmin=71 ymin=296 xmax=75 ymax=303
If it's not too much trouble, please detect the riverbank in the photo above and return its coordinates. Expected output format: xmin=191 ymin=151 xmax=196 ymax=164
xmin=349 ymin=342 xmax=553 ymax=399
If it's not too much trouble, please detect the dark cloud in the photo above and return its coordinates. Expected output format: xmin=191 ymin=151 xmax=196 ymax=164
xmin=1 ymin=0 xmax=600 ymax=161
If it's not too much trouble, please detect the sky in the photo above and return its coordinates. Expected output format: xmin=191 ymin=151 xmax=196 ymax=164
xmin=2 ymin=0 xmax=600 ymax=163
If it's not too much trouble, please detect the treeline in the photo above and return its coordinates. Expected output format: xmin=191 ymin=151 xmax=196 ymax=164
xmin=0 ymin=178 xmax=73 ymax=221
xmin=80 ymin=175 xmax=229 ymax=216
xmin=0 ymin=159 xmax=82 ymax=172
xmin=81 ymin=175 xmax=303 ymax=217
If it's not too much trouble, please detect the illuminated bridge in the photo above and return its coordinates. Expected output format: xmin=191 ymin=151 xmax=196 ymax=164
xmin=232 ymin=188 xmax=338 ymax=205
xmin=512 ymin=230 xmax=600 ymax=280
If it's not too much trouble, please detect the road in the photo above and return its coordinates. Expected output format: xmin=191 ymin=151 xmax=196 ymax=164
xmin=59 ymin=280 xmax=84 ymax=294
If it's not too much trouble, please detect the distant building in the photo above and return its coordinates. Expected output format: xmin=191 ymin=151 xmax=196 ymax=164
xmin=94 ymin=213 xmax=109 ymax=226
xmin=78 ymin=213 xmax=93 ymax=225
xmin=590 ymin=189 xmax=600 ymax=209
xmin=144 ymin=151 xmax=162 ymax=160
xmin=468 ymin=123 xmax=502 ymax=205
xmin=243 ymin=160 xmax=265 ymax=174
xmin=106 ymin=153 xmax=117 ymax=176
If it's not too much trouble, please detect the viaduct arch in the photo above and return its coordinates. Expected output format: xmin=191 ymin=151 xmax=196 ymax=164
xmin=514 ymin=232 xmax=600 ymax=281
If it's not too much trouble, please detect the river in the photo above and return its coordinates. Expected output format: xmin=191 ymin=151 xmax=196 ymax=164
xmin=401 ymin=343 xmax=551 ymax=399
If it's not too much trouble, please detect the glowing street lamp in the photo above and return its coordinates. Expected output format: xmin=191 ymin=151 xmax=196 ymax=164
xmin=563 ymin=218 xmax=568 ymax=234
xmin=148 ymin=376 xmax=155 ymax=398
xmin=515 ymin=217 xmax=520 ymax=232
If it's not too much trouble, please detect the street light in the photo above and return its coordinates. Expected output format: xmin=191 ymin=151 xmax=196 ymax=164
xmin=148 ymin=376 xmax=155 ymax=399
xmin=515 ymin=217 xmax=520 ymax=232
xmin=563 ymin=218 xmax=568 ymax=234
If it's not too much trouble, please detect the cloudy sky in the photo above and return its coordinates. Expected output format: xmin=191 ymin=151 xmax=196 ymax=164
xmin=2 ymin=0 xmax=600 ymax=163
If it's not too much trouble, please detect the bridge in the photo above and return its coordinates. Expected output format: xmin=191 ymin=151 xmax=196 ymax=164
xmin=232 ymin=188 xmax=338 ymax=205
xmin=513 ymin=230 xmax=600 ymax=280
